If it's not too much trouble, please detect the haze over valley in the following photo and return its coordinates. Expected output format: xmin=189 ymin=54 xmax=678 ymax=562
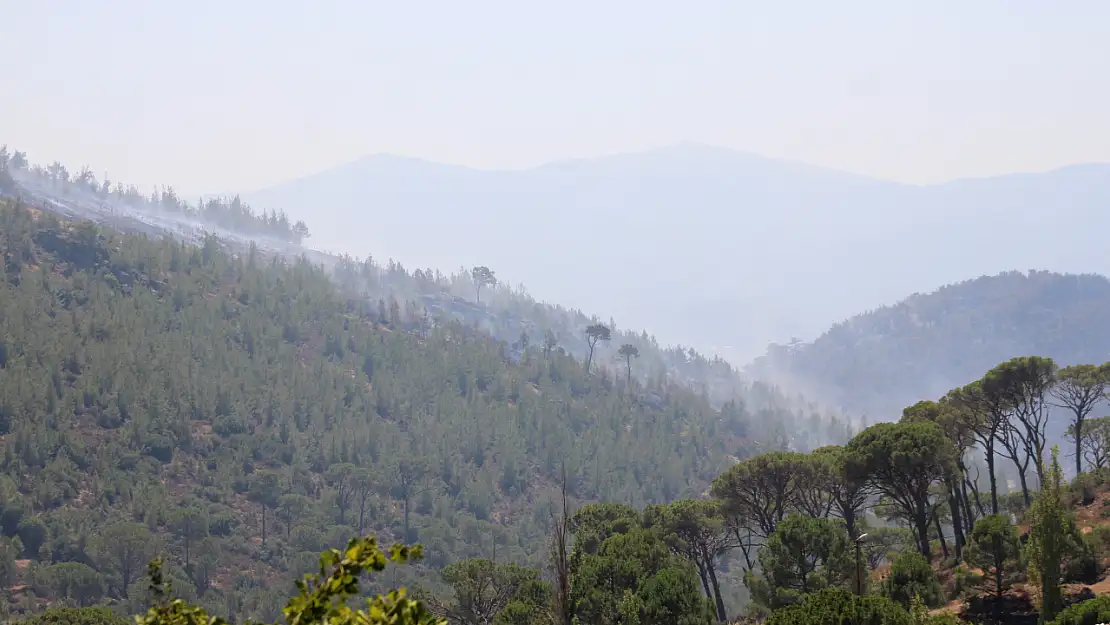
xmin=244 ymin=144 xmax=1110 ymax=365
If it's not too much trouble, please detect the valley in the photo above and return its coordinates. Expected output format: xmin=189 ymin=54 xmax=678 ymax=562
xmin=4 ymin=148 xmax=1110 ymax=625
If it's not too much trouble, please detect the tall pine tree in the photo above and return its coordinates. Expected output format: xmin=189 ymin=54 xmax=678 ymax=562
xmin=1025 ymin=446 xmax=1069 ymax=621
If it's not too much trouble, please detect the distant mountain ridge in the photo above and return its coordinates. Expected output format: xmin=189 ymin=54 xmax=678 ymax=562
xmin=747 ymin=269 xmax=1110 ymax=421
xmin=242 ymin=144 xmax=1110 ymax=363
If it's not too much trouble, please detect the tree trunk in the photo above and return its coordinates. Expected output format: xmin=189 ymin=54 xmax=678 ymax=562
xmin=403 ymin=497 xmax=411 ymax=543
xmin=707 ymin=562 xmax=727 ymax=622
xmin=948 ymin=487 xmax=965 ymax=562
xmin=1014 ymin=460 xmax=1031 ymax=507
xmin=934 ymin=513 xmax=949 ymax=560
xmin=1077 ymin=416 xmax=1086 ymax=476
xmin=737 ymin=534 xmax=755 ymax=572
xmin=960 ymin=479 xmax=975 ymax=531
xmin=695 ymin=563 xmax=711 ymax=601
xmin=844 ymin=507 xmax=858 ymax=541
xmin=986 ymin=444 xmax=999 ymax=515
xmin=261 ymin=505 xmax=267 ymax=545
xmin=965 ymin=475 xmax=985 ymax=522
xmin=993 ymin=538 xmax=1004 ymax=599
xmin=915 ymin=513 xmax=932 ymax=561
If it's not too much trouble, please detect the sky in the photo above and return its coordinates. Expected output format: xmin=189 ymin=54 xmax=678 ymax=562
xmin=2 ymin=1 xmax=1109 ymax=195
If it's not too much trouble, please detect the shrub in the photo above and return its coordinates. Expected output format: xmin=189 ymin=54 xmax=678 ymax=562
xmin=135 ymin=536 xmax=443 ymax=625
xmin=909 ymin=595 xmax=960 ymax=625
xmin=965 ymin=514 xmax=1024 ymax=598
xmin=949 ymin=564 xmax=984 ymax=601
xmin=765 ymin=587 xmax=912 ymax=625
xmin=882 ymin=551 xmax=943 ymax=609
xmin=14 ymin=606 xmax=129 ymax=625
xmin=1085 ymin=525 xmax=1110 ymax=564
xmin=1047 ymin=594 xmax=1110 ymax=625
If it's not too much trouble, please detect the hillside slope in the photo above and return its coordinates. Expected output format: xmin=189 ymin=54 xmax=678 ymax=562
xmin=0 ymin=198 xmax=822 ymax=620
xmin=243 ymin=145 xmax=1110 ymax=362
xmin=2 ymin=147 xmax=846 ymax=453
xmin=749 ymin=270 xmax=1110 ymax=420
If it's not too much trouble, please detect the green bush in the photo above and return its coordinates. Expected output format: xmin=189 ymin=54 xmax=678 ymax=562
xmin=14 ymin=606 xmax=129 ymax=625
xmin=1067 ymin=468 xmax=1110 ymax=508
xmin=909 ymin=595 xmax=960 ymax=625
xmin=999 ymin=492 xmax=1029 ymax=520
xmin=1085 ymin=525 xmax=1110 ymax=563
xmin=1048 ymin=594 xmax=1110 ymax=625
xmin=882 ymin=551 xmax=943 ymax=609
xmin=765 ymin=587 xmax=912 ymax=625
xmin=950 ymin=565 xmax=984 ymax=601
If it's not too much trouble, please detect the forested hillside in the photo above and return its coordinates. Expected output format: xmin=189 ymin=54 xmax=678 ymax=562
xmin=11 ymin=166 xmax=1110 ymax=623
xmin=0 ymin=197 xmax=846 ymax=621
xmin=0 ymin=145 xmax=310 ymax=244
xmin=1 ymin=145 xmax=849 ymax=454
xmin=749 ymin=271 xmax=1110 ymax=421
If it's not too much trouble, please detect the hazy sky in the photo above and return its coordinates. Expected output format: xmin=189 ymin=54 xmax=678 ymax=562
xmin=3 ymin=1 xmax=1108 ymax=194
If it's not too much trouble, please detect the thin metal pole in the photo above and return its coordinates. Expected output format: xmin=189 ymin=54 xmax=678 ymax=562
xmin=855 ymin=540 xmax=863 ymax=596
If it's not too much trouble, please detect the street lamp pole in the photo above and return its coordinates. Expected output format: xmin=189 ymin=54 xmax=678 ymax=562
xmin=854 ymin=533 xmax=869 ymax=596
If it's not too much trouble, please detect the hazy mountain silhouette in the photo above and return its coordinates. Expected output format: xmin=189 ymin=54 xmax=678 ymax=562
xmin=748 ymin=270 xmax=1110 ymax=422
xmin=244 ymin=144 xmax=1110 ymax=362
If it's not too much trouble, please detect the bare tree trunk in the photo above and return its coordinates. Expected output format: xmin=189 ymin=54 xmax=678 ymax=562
xmin=986 ymin=444 xmax=999 ymax=515
xmin=948 ymin=486 xmax=964 ymax=562
xmin=934 ymin=512 xmax=949 ymax=560
xmin=915 ymin=513 xmax=932 ymax=561
xmin=706 ymin=557 xmax=727 ymax=622
xmin=550 ymin=468 xmax=572 ymax=625
xmin=694 ymin=563 xmax=711 ymax=600
xmin=965 ymin=470 xmax=986 ymax=522
xmin=1077 ymin=416 xmax=1086 ymax=477
xmin=1015 ymin=463 xmax=1031 ymax=507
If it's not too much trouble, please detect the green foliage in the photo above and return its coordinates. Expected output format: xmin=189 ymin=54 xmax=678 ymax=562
xmin=31 ymin=561 xmax=105 ymax=607
xmin=1048 ymin=594 xmax=1110 ymax=625
xmin=711 ymin=451 xmax=809 ymax=538
xmin=14 ymin=606 xmax=129 ymax=625
xmin=429 ymin=557 xmax=546 ymax=625
xmin=965 ymin=514 xmax=1023 ymax=599
xmin=642 ymin=499 xmax=732 ymax=621
xmin=810 ymin=445 xmax=869 ymax=538
xmin=1053 ymin=364 xmax=1110 ymax=476
xmin=135 ymin=536 xmax=444 ymax=625
xmin=846 ymin=421 xmax=955 ymax=560
xmin=881 ymin=551 xmax=942 ymax=609
xmin=1026 ymin=447 xmax=1080 ymax=620
xmin=746 ymin=514 xmax=853 ymax=610
xmin=908 ymin=595 xmax=959 ymax=625
xmin=568 ymin=510 xmax=714 ymax=625
xmin=764 ymin=587 xmax=912 ymax=625
xmin=860 ymin=525 xmax=915 ymax=570
xmin=1072 ymin=418 xmax=1110 ymax=475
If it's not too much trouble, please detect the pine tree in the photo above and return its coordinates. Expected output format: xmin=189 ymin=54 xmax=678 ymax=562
xmin=1025 ymin=445 xmax=1068 ymax=621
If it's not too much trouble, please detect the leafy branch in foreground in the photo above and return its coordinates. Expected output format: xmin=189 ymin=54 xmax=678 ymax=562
xmin=134 ymin=537 xmax=446 ymax=625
